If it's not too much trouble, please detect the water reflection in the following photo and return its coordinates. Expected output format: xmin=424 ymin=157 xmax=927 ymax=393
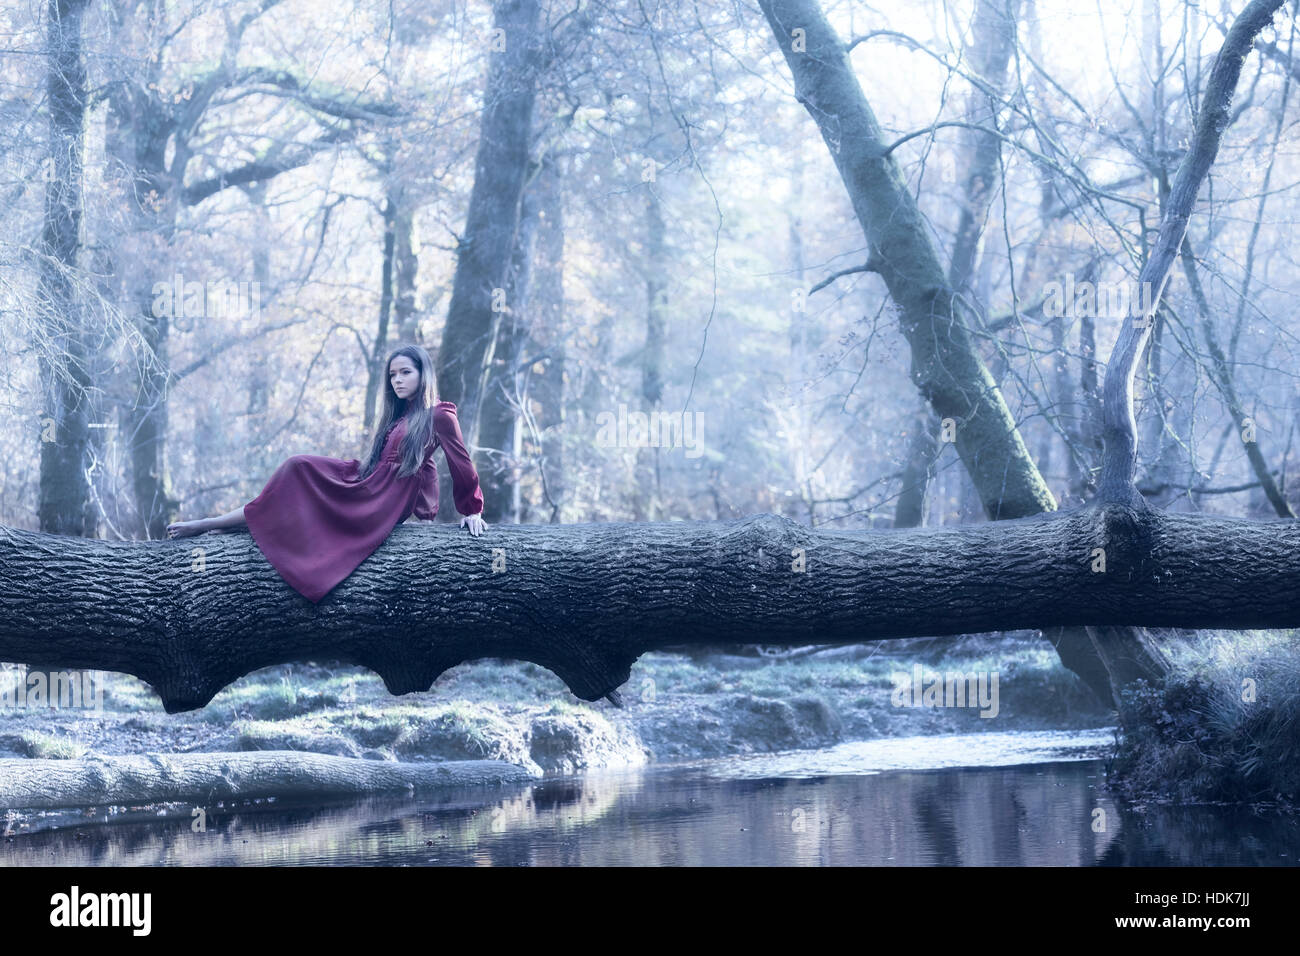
xmin=3 ymin=731 xmax=1297 ymax=865
xmin=3 ymin=763 xmax=1296 ymax=867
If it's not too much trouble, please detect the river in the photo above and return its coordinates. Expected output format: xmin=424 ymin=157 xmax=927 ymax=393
xmin=3 ymin=728 xmax=1297 ymax=865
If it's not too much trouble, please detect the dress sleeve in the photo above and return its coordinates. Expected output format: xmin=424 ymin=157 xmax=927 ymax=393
xmin=412 ymin=455 xmax=440 ymax=521
xmin=415 ymin=401 xmax=484 ymax=519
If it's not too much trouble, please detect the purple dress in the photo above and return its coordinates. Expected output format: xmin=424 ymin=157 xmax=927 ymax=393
xmin=243 ymin=400 xmax=485 ymax=603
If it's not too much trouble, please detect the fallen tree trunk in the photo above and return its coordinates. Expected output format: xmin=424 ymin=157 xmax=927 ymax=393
xmin=1 ymin=505 xmax=1296 ymax=713
xmin=0 ymin=752 xmax=536 ymax=811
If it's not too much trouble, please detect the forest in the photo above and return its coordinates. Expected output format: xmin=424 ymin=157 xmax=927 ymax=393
xmin=0 ymin=0 xmax=1298 ymax=870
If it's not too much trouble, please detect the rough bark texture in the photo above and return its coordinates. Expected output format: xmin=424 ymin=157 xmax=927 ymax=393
xmin=759 ymin=0 xmax=1055 ymax=521
xmin=30 ymin=0 xmax=95 ymax=691
xmin=37 ymin=0 xmax=94 ymax=538
xmin=527 ymin=151 xmax=568 ymax=523
xmin=1 ymin=507 xmax=1296 ymax=714
xmin=478 ymin=157 xmax=542 ymax=524
xmin=437 ymin=0 xmax=543 ymax=443
xmin=0 ymin=753 xmax=535 ymax=810
xmin=947 ymin=0 xmax=1023 ymax=295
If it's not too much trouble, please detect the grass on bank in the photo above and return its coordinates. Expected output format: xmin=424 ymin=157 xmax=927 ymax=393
xmin=1111 ymin=629 xmax=1300 ymax=805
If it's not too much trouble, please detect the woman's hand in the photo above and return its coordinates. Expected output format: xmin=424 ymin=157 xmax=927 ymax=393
xmin=461 ymin=513 xmax=488 ymax=536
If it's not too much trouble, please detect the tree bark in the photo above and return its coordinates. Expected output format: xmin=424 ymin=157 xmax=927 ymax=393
xmin=526 ymin=151 xmax=568 ymax=524
xmin=437 ymin=0 xmax=544 ymax=444
xmin=478 ymin=158 xmax=543 ymax=524
xmin=634 ymin=184 xmax=669 ymax=521
xmin=892 ymin=0 xmax=1021 ymax=530
xmin=37 ymin=0 xmax=94 ymax=538
xmin=759 ymin=0 xmax=1055 ymax=521
xmin=30 ymin=0 xmax=95 ymax=695
xmin=758 ymin=0 xmax=1135 ymax=703
xmin=893 ymin=405 xmax=939 ymax=529
xmin=0 ymin=753 xmax=535 ymax=810
xmin=365 ymin=186 xmax=399 ymax=432
xmin=393 ymin=196 xmax=420 ymax=344
xmin=1 ymin=505 xmax=1297 ymax=714
xmin=1099 ymin=0 xmax=1287 ymax=505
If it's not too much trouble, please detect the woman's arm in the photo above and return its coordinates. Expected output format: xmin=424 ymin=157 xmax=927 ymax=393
xmin=413 ymin=401 xmax=485 ymax=521
xmin=437 ymin=402 xmax=486 ymax=517
xmin=411 ymin=456 xmax=439 ymax=521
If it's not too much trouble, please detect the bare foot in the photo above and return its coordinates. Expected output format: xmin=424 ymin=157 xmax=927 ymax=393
xmin=166 ymin=519 xmax=209 ymax=539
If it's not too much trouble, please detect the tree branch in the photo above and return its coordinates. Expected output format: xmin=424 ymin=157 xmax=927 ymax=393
xmin=180 ymin=124 xmax=359 ymax=205
xmin=1098 ymin=0 xmax=1287 ymax=506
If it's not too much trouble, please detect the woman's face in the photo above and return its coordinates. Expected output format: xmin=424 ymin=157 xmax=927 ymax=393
xmin=389 ymin=357 xmax=419 ymax=400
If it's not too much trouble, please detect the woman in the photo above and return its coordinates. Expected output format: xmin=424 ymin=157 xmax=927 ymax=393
xmin=167 ymin=344 xmax=488 ymax=603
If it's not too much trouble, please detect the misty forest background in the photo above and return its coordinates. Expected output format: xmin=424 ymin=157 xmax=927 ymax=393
xmin=3 ymin=0 xmax=1297 ymax=543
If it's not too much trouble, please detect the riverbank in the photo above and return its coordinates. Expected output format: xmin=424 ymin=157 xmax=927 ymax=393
xmin=0 ymin=632 xmax=1112 ymax=810
xmin=2 ymin=633 xmax=1107 ymax=759
xmin=1109 ymin=629 xmax=1300 ymax=808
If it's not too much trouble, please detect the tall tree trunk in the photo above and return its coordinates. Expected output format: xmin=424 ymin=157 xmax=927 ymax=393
xmin=393 ymin=196 xmax=419 ymax=345
xmin=895 ymin=0 xmax=1020 ymax=533
xmin=1047 ymin=259 xmax=1104 ymax=508
xmin=634 ymin=184 xmax=669 ymax=521
xmin=244 ymin=183 xmax=271 ymax=420
xmin=759 ymin=0 xmax=1053 ymax=518
xmin=1076 ymin=306 xmax=1104 ymax=501
xmin=893 ymin=406 xmax=939 ymax=529
xmin=478 ymin=159 xmax=543 ymax=524
xmin=31 ymin=0 xmax=94 ymax=692
xmin=526 ymin=152 xmax=568 ymax=524
xmin=642 ymin=186 xmax=668 ymax=408
xmin=1138 ymin=302 xmax=1197 ymax=509
xmin=365 ymin=187 xmax=399 ymax=432
xmin=437 ymin=0 xmax=543 ymax=448
xmin=37 ymin=0 xmax=93 ymax=538
xmin=948 ymin=0 xmax=1023 ymax=295
xmin=1089 ymin=0 xmax=1287 ymax=696
xmin=102 ymin=57 xmax=180 ymax=541
xmin=1099 ymin=0 xmax=1287 ymax=503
